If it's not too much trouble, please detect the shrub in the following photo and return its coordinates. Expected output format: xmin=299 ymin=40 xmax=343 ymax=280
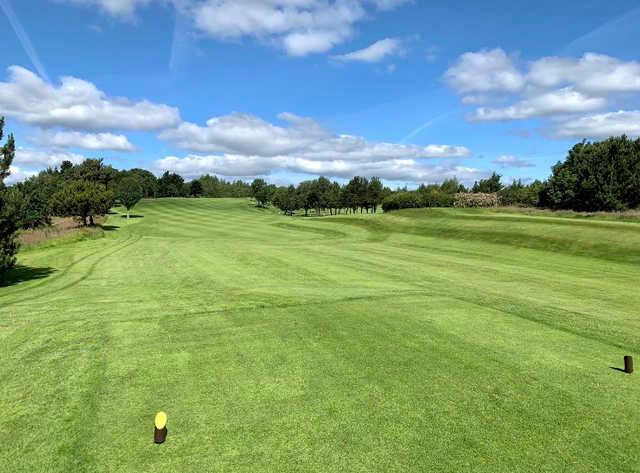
xmin=454 ymin=192 xmax=499 ymax=208
xmin=382 ymin=192 xmax=421 ymax=212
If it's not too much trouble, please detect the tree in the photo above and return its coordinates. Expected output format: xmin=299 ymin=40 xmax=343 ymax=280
xmin=16 ymin=180 xmax=52 ymax=229
xmin=0 ymin=117 xmax=20 ymax=276
xmin=297 ymin=180 xmax=315 ymax=216
xmin=189 ymin=179 xmax=203 ymax=197
xmin=157 ymin=171 xmax=185 ymax=197
xmin=123 ymin=168 xmax=158 ymax=198
xmin=72 ymin=158 xmax=118 ymax=189
xmin=251 ymin=178 xmax=270 ymax=207
xmin=326 ymin=181 xmax=342 ymax=215
xmin=368 ymin=177 xmax=384 ymax=213
xmin=344 ymin=176 xmax=369 ymax=213
xmin=117 ymin=176 xmax=144 ymax=219
xmin=273 ymin=185 xmax=299 ymax=215
xmin=499 ymin=179 xmax=544 ymax=207
xmin=472 ymin=172 xmax=502 ymax=193
xmin=540 ymin=136 xmax=640 ymax=211
xmin=53 ymin=180 xmax=114 ymax=226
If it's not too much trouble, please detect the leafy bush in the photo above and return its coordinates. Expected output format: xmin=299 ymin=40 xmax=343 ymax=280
xmin=454 ymin=193 xmax=499 ymax=208
xmin=499 ymin=180 xmax=544 ymax=207
xmin=381 ymin=192 xmax=422 ymax=212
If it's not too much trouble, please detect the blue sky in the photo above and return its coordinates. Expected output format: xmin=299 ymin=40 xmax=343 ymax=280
xmin=1 ymin=0 xmax=640 ymax=187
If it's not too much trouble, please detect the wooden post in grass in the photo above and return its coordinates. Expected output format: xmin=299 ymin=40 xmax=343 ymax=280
xmin=624 ymin=356 xmax=634 ymax=374
xmin=154 ymin=412 xmax=168 ymax=444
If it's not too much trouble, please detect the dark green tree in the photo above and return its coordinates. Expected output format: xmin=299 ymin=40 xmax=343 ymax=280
xmin=472 ymin=172 xmax=503 ymax=193
xmin=72 ymin=158 xmax=119 ymax=189
xmin=272 ymin=185 xmax=300 ymax=215
xmin=540 ymin=137 xmax=640 ymax=211
xmin=0 ymin=117 xmax=21 ymax=276
xmin=157 ymin=171 xmax=185 ymax=197
xmin=53 ymin=180 xmax=114 ymax=226
xmin=123 ymin=168 xmax=158 ymax=198
xmin=117 ymin=176 xmax=144 ymax=219
xmin=368 ymin=177 xmax=384 ymax=213
xmin=189 ymin=179 xmax=204 ymax=197
xmin=251 ymin=178 xmax=270 ymax=207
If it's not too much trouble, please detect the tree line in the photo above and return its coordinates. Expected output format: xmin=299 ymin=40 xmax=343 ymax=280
xmin=2 ymin=110 xmax=640 ymax=278
xmin=250 ymin=176 xmax=387 ymax=216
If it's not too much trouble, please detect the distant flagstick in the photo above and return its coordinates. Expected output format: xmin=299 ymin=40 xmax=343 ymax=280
xmin=0 ymin=0 xmax=50 ymax=83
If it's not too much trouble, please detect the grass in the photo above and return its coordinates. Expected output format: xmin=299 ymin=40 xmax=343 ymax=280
xmin=1 ymin=198 xmax=639 ymax=472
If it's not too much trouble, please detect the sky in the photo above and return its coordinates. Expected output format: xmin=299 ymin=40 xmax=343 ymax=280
xmin=1 ymin=0 xmax=640 ymax=187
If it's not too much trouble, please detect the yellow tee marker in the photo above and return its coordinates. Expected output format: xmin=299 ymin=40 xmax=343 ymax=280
xmin=154 ymin=411 xmax=168 ymax=444
xmin=155 ymin=411 xmax=167 ymax=430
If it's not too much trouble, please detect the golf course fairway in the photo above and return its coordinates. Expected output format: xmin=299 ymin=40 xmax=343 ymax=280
xmin=1 ymin=198 xmax=639 ymax=472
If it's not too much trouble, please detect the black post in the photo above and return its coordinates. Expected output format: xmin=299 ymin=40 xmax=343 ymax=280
xmin=154 ymin=426 xmax=167 ymax=444
xmin=624 ymin=356 xmax=634 ymax=374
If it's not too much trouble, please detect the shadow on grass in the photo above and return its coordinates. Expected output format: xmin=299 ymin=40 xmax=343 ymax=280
xmin=120 ymin=214 xmax=144 ymax=219
xmin=609 ymin=366 xmax=629 ymax=373
xmin=1 ymin=265 xmax=56 ymax=287
xmin=99 ymin=224 xmax=120 ymax=232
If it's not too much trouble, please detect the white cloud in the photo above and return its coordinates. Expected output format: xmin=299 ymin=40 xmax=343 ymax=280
xmin=14 ymin=148 xmax=87 ymax=168
xmin=471 ymin=88 xmax=606 ymax=122
xmin=59 ymin=0 xmax=153 ymax=19
xmin=33 ymin=130 xmax=135 ymax=151
xmin=491 ymin=155 xmax=535 ymax=168
xmin=444 ymin=48 xmax=525 ymax=95
xmin=61 ymin=0 xmax=410 ymax=56
xmin=159 ymin=112 xmax=471 ymax=160
xmin=369 ymin=0 xmax=412 ymax=10
xmin=554 ymin=110 xmax=640 ymax=138
xmin=283 ymin=29 xmax=349 ymax=56
xmin=332 ymin=38 xmax=403 ymax=63
xmin=0 ymin=66 xmax=180 ymax=131
xmin=157 ymin=110 xmax=474 ymax=183
xmin=193 ymin=0 xmax=367 ymax=56
xmin=4 ymin=165 xmax=38 ymax=185
xmin=446 ymin=49 xmax=640 ymax=138
xmin=528 ymin=53 xmax=640 ymax=94
xmin=154 ymin=153 xmax=485 ymax=183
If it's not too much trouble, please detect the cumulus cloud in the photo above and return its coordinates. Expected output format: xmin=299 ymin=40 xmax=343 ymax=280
xmin=159 ymin=112 xmax=471 ymax=160
xmin=156 ymin=111 xmax=473 ymax=183
xmin=528 ymin=53 xmax=640 ymax=94
xmin=471 ymin=88 xmax=606 ymax=122
xmin=155 ymin=153 xmax=485 ymax=183
xmin=0 ymin=66 xmax=180 ymax=131
xmin=332 ymin=38 xmax=404 ymax=63
xmin=59 ymin=0 xmax=154 ymax=19
xmin=554 ymin=110 xmax=640 ymax=139
xmin=14 ymin=148 xmax=87 ymax=168
xmin=491 ymin=155 xmax=535 ymax=168
xmin=444 ymin=48 xmax=525 ymax=95
xmin=61 ymin=0 xmax=411 ymax=56
xmin=33 ymin=130 xmax=136 ymax=151
xmin=193 ymin=0 xmax=368 ymax=56
xmin=446 ymin=49 xmax=640 ymax=138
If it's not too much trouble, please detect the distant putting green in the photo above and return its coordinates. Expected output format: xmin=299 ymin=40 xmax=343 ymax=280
xmin=1 ymin=198 xmax=639 ymax=472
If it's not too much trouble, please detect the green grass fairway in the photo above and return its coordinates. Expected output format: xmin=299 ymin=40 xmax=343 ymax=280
xmin=2 ymin=198 xmax=639 ymax=473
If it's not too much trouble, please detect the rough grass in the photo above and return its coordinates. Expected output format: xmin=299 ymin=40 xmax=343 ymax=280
xmin=1 ymin=198 xmax=639 ymax=473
